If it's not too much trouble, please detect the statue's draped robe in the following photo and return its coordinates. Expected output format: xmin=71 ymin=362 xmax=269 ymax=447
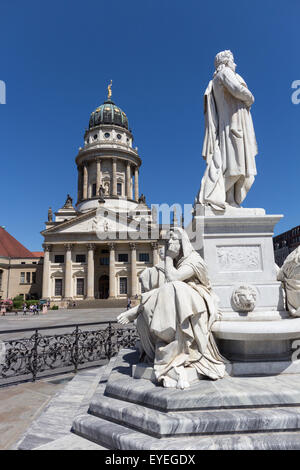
xmin=278 ymin=247 xmax=300 ymax=314
xmin=199 ymin=68 xmax=258 ymax=210
xmin=136 ymin=248 xmax=225 ymax=383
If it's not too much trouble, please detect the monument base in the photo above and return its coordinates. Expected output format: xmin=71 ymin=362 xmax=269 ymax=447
xmin=69 ymin=349 xmax=300 ymax=450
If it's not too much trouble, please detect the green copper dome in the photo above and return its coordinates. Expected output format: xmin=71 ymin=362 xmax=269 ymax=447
xmin=89 ymin=99 xmax=129 ymax=130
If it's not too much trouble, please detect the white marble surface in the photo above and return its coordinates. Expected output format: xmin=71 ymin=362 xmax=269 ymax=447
xmin=278 ymin=246 xmax=300 ymax=316
xmin=212 ymin=318 xmax=300 ymax=340
xmin=198 ymin=50 xmax=258 ymax=210
xmin=192 ymin=209 xmax=285 ymax=319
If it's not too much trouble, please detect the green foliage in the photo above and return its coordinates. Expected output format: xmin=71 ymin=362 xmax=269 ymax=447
xmin=13 ymin=296 xmax=24 ymax=309
xmin=51 ymin=305 xmax=59 ymax=310
xmin=13 ymin=300 xmax=23 ymax=309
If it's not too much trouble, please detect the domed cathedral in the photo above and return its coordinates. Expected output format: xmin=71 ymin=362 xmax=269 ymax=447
xmin=41 ymin=83 xmax=160 ymax=307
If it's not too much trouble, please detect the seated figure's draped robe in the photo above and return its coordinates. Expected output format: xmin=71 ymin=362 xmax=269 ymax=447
xmin=136 ymin=233 xmax=226 ymax=383
xmin=278 ymin=247 xmax=300 ymax=315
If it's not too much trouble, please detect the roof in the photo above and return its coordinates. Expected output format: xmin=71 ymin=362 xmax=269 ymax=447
xmin=89 ymin=99 xmax=129 ymax=130
xmin=31 ymin=251 xmax=44 ymax=258
xmin=0 ymin=227 xmax=35 ymax=258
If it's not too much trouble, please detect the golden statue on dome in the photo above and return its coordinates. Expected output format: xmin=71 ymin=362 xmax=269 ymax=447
xmin=107 ymin=80 xmax=113 ymax=100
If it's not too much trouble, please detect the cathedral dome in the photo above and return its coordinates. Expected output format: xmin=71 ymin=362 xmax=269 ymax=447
xmin=89 ymin=99 xmax=129 ymax=130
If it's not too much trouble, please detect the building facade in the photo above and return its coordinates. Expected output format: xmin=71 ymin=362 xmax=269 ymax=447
xmin=0 ymin=227 xmax=43 ymax=300
xmin=41 ymin=91 xmax=160 ymax=305
xmin=273 ymin=224 xmax=300 ymax=266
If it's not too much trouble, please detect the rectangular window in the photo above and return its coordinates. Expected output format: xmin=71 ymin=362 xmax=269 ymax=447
xmin=92 ymin=183 xmax=96 ymax=197
xmin=119 ymin=277 xmax=127 ymax=294
xmin=32 ymin=272 xmax=36 ymax=284
xmin=139 ymin=253 xmax=150 ymax=263
xmin=55 ymin=279 xmax=63 ymax=296
xmin=118 ymin=253 xmax=128 ymax=262
xmin=76 ymin=278 xmax=84 ymax=296
xmin=54 ymin=255 xmax=64 ymax=263
xmin=26 ymin=272 xmax=31 ymax=283
xmin=101 ymin=249 xmax=109 ymax=254
xmin=76 ymin=254 xmax=86 ymax=263
xmin=117 ymin=183 xmax=122 ymax=196
xmin=100 ymin=257 xmax=109 ymax=265
xmin=20 ymin=272 xmax=25 ymax=284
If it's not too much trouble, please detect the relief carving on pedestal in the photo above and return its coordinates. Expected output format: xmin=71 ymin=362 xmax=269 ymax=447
xmin=217 ymin=246 xmax=262 ymax=272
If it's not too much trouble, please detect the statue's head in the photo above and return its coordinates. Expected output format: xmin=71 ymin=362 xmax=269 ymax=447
xmin=214 ymin=50 xmax=236 ymax=73
xmin=158 ymin=246 xmax=165 ymax=261
xmin=167 ymin=231 xmax=182 ymax=260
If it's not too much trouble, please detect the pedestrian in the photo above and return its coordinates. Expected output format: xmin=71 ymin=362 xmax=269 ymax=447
xmin=126 ymin=297 xmax=131 ymax=310
xmin=23 ymin=303 xmax=27 ymax=315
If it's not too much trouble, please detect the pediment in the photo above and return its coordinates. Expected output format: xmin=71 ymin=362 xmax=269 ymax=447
xmin=42 ymin=208 xmax=149 ymax=235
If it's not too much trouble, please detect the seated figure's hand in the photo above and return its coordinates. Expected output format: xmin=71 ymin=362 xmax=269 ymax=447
xmin=117 ymin=311 xmax=131 ymax=324
xmin=117 ymin=306 xmax=140 ymax=324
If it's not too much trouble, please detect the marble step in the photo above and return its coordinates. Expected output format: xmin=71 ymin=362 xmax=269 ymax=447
xmin=89 ymin=388 xmax=300 ymax=437
xmin=105 ymin=350 xmax=300 ymax=411
xmin=72 ymin=413 xmax=300 ymax=450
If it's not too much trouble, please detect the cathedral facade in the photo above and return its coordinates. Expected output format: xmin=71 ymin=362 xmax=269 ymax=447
xmin=41 ymin=89 xmax=160 ymax=305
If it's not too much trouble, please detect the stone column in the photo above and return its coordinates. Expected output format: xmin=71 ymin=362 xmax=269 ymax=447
xmin=151 ymin=242 xmax=159 ymax=266
xmin=86 ymin=243 xmax=95 ymax=299
xmin=134 ymin=166 xmax=139 ymax=202
xmin=108 ymin=243 xmax=116 ymax=298
xmin=83 ymin=163 xmax=88 ymax=200
xmin=42 ymin=244 xmax=51 ymax=299
xmin=77 ymin=166 xmax=83 ymax=202
xmin=130 ymin=243 xmax=137 ymax=297
xmin=96 ymin=158 xmax=102 ymax=195
xmin=112 ymin=158 xmax=117 ymax=196
xmin=126 ymin=162 xmax=131 ymax=199
xmin=64 ymin=243 xmax=73 ymax=299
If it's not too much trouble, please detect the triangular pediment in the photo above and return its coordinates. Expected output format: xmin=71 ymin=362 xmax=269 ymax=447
xmin=41 ymin=207 xmax=152 ymax=236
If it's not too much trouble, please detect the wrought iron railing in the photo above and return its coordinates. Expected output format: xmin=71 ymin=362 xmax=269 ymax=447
xmin=0 ymin=321 xmax=138 ymax=386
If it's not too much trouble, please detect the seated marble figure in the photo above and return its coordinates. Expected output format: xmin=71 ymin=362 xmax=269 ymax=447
xmin=278 ymin=246 xmax=300 ymax=317
xmin=117 ymin=227 xmax=226 ymax=389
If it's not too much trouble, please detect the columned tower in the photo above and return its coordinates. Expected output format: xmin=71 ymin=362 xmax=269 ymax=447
xmin=75 ymin=85 xmax=141 ymax=213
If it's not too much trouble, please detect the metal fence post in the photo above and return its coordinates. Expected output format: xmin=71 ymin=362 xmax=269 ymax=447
xmin=32 ymin=329 xmax=39 ymax=382
xmin=107 ymin=322 xmax=113 ymax=360
xmin=74 ymin=325 xmax=79 ymax=373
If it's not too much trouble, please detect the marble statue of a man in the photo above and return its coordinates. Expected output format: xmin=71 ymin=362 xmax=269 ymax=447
xmin=198 ymin=50 xmax=258 ymax=211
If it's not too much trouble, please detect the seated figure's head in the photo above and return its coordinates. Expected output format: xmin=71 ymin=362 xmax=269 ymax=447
xmin=167 ymin=231 xmax=182 ymax=260
xmin=214 ymin=50 xmax=236 ymax=73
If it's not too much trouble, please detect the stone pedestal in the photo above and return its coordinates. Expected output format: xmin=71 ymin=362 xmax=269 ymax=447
xmin=190 ymin=205 xmax=294 ymax=363
xmin=192 ymin=205 xmax=285 ymax=320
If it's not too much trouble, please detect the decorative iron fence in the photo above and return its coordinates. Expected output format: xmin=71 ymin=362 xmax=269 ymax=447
xmin=0 ymin=321 xmax=138 ymax=386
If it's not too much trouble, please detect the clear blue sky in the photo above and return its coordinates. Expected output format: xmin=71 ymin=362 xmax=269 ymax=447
xmin=0 ymin=0 xmax=299 ymax=250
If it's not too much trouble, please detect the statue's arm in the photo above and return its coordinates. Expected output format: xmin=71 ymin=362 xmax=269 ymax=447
xmin=165 ymin=257 xmax=194 ymax=282
xmin=219 ymin=69 xmax=254 ymax=107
